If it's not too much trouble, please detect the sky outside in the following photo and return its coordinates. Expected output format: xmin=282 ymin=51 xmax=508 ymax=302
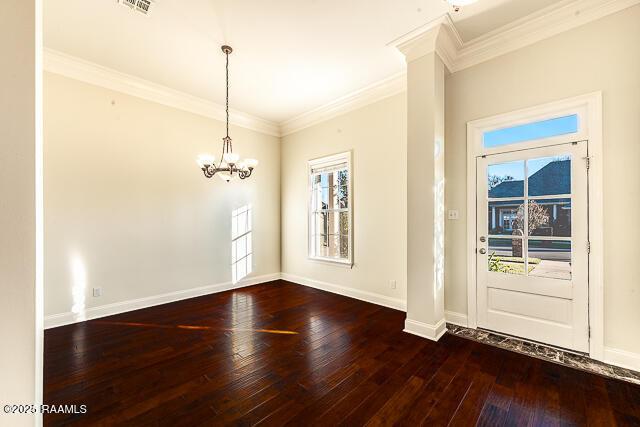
xmin=485 ymin=114 xmax=577 ymax=182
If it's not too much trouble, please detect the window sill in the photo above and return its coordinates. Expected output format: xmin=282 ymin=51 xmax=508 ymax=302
xmin=308 ymin=256 xmax=354 ymax=268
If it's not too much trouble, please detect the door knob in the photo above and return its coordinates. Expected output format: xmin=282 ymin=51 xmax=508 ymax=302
xmin=479 ymin=248 xmax=487 ymax=254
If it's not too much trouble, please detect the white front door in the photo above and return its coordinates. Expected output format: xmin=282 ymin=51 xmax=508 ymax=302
xmin=476 ymin=141 xmax=589 ymax=352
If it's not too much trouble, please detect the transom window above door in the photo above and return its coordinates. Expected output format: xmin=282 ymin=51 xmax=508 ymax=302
xmin=483 ymin=114 xmax=579 ymax=149
xmin=308 ymin=152 xmax=353 ymax=265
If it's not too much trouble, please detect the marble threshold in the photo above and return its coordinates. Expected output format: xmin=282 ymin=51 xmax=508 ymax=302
xmin=446 ymin=324 xmax=640 ymax=385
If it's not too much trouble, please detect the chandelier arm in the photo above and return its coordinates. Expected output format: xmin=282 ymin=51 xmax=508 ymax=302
xmin=240 ymin=169 xmax=252 ymax=179
xmin=217 ymin=142 xmax=225 ymax=169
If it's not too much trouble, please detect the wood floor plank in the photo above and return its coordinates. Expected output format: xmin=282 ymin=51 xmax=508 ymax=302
xmin=43 ymin=280 xmax=640 ymax=426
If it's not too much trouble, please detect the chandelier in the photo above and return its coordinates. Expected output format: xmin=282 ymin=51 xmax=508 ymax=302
xmin=197 ymin=45 xmax=258 ymax=182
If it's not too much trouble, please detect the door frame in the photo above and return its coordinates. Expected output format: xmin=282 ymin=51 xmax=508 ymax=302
xmin=465 ymin=92 xmax=604 ymax=360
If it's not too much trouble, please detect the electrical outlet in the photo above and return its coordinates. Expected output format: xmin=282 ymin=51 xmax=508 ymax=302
xmin=93 ymin=287 xmax=102 ymax=298
xmin=447 ymin=210 xmax=459 ymax=220
xmin=390 ymin=280 xmax=397 ymax=289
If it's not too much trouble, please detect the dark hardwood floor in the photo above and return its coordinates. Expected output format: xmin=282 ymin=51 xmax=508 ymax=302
xmin=44 ymin=280 xmax=640 ymax=426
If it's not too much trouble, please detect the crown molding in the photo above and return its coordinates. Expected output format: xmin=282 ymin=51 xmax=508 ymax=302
xmin=390 ymin=14 xmax=463 ymax=70
xmin=44 ymin=0 xmax=639 ymax=138
xmin=280 ymin=72 xmax=407 ymax=137
xmin=43 ymin=48 xmax=281 ymax=137
xmin=282 ymin=0 xmax=638 ymax=135
xmin=452 ymin=0 xmax=640 ymax=72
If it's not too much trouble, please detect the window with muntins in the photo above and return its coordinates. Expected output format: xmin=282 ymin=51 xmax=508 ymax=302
xmin=308 ymin=152 xmax=352 ymax=264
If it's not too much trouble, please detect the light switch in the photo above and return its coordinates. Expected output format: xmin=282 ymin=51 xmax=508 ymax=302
xmin=447 ymin=210 xmax=459 ymax=220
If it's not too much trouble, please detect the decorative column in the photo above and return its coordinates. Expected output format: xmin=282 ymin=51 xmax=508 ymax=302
xmin=393 ymin=18 xmax=460 ymax=340
xmin=0 ymin=0 xmax=42 ymax=424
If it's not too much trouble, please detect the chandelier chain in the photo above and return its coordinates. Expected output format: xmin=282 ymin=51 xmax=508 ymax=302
xmin=197 ymin=45 xmax=257 ymax=182
xmin=226 ymin=48 xmax=229 ymax=140
xmin=218 ymin=48 xmax=230 ymax=168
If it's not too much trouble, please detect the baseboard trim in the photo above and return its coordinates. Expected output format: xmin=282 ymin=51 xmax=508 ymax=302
xmin=604 ymin=346 xmax=640 ymax=373
xmin=445 ymin=310 xmax=469 ymax=327
xmin=280 ymin=273 xmax=406 ymax=312
xmin=44 ymin=274 xmax=640 ymax=375
xmin=44 ymin=273 xmax=281 ymax=329
xmin=404 ymin=318 xmax=447 ymax=341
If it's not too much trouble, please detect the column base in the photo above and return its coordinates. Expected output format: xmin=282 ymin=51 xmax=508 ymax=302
xmin=404 ymin=318 xmax=447 ymax=341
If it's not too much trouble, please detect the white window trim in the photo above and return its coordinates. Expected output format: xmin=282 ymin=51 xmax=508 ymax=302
xmin=308 ymin=151 xmax=353 ymax=267
xmin=466 ymin=92 xmax=604 ymax=360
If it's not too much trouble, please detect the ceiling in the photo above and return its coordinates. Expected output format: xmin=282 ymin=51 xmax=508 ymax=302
xmin=44 ymin=0 xmax=562 ymax=124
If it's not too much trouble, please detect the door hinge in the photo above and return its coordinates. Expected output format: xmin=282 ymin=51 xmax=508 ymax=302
xmin=583 ymin=156 xmax=591 ymax=170
xmin=587 ymin=241 xmax=591 ymax=254
xmin=588 ymin=326 xmax=591 ymax=338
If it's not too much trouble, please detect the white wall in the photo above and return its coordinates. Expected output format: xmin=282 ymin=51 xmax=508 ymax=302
xmin=280 ymin=94 xmax=407 ymax=309
xmin=0 ymin=0 xmax=41 ymax=424
xmin=445 ymin=5 xmax=640 ymax=355
xmin=44 ymin=73 xmax=281 ymax=319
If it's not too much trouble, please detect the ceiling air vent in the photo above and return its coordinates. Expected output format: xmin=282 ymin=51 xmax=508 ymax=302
xmin=118 ymin=0 xmax=154 ymax=15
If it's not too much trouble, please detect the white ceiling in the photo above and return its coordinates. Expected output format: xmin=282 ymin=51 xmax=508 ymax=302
xmin=44 ymin=0 xmax=561 ymax=124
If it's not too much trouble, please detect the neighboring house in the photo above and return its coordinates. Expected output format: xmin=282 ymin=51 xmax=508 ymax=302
xmin=489 ymin=160 xmax=571 ymax=237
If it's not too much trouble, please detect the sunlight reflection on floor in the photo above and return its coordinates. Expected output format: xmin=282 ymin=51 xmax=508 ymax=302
xmin=93 ymin=320 xmax=298 ymax=335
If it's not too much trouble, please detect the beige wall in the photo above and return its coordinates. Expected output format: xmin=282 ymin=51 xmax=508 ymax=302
xmin=280 ymin=5 xmax=640 ymax=356
xmin=281 ymin=94 xmax=407 ymax=306
xmin=445 ymin=5 xmax=640 ymax=354
xmin=0 ymin=0 xmax=40 ymax=423
xmin=41 ymin=3 xmax=640 ymax=361
xmin=44 ymin=73 xmax=281 ymax=317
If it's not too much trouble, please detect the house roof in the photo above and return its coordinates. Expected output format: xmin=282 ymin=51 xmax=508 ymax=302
xmin=489 ymin=160 xmax=570 ymax=198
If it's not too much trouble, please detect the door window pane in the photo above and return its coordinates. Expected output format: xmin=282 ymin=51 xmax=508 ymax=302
xmin=528 ymin=199 xmax=571 ymax=237
xmin=488 ymin=238 xmax=526 ymax=275
xmin=528 ymin=239 xmax=572 ymax=280
xmin=527 ymin=156 xmax=571 ymax=196
xmin=489 ymin=200 xmax=524 ymax=236
xmin=488 ymin=161 xmax=524 ymax=198
xmin=483 ymin=115 xmax=578 ymax=148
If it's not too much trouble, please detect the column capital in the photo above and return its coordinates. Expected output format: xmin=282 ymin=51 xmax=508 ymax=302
xmin=390 ymin=15 xmax=462 ymax=71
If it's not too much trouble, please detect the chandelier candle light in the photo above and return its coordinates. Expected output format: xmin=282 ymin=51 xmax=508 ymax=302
xmin=197 ymin=45 xmax=258 ymax=182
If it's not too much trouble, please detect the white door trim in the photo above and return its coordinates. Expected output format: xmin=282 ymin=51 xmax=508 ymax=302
xmin=465 ymin=92 xmax=604 ymax=360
